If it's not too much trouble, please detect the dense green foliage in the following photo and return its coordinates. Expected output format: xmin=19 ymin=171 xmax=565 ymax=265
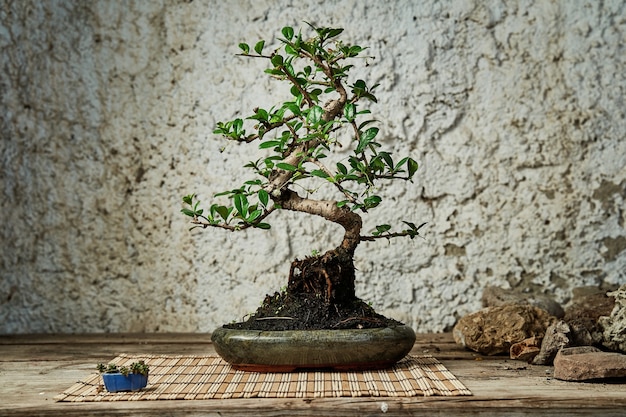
xmin=182 ymin=24 xmax=424 ymax=243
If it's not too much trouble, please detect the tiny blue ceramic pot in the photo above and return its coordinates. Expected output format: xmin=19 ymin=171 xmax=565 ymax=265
xmin=101 ymin=373 xmax=148 ymax=392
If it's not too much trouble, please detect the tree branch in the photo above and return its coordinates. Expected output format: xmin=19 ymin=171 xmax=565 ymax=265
xmin=190 ymin=206 xmax=277 ymax=231
xmin=310 ymin=158 xmax=358 ymax=204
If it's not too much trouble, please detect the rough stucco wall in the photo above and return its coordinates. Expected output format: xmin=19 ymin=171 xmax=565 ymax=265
xmin=1 ymin=0 xmax=624 ymax=333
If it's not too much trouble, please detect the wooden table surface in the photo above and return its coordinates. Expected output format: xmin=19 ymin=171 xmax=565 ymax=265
xmin=1 ymin=333 xmax=625 ymax=416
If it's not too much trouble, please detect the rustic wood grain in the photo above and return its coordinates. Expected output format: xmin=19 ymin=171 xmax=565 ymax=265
xmin=1 ymin=333 xmax=625 ymax=416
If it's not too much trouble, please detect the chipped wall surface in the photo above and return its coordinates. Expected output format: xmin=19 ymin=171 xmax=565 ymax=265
xmin=1 ymin=0 xmax=625 ymax=333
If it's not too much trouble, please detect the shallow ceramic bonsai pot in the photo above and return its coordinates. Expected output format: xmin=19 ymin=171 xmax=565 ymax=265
xmin=211 ymin=325 xmax=416 ymax=372
xmin=102 ymin=373 xmax=148 ymax=392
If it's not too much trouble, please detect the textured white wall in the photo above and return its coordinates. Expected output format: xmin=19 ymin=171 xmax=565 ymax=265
xmin=1 ymin=0 xmax=625 ymax=334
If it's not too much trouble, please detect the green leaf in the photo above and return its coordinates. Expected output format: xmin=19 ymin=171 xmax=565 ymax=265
xmin=284 ymin=102 xmax=301 ymax=116
xmin=290 ymin=85 xmax=302 ymax=99
xmin=372 ymin=223 xmax=391 ymax=236
xmin=407 ymin=158 xmax=419 ymax=178
xmin=255 ymin=222 xmax=271 ymax=229
xmin=259 ymin=140 xmax=283 ymax=149
xmin=350 ymin=203 xmax=364 ymax=212
xmin=247 ymin=209 xmax=262 ymax=222
xmin=258 ymin=189 xmax=269 ymax=207
xmin=283 ymin=61 xmax=295 ymax=76
xmin=248 ymin=108 xmax=268 ymax=122
xmin=376 ymin=224 xmax=391 ymax=233
xmin=364 ymin=195 xmax=382 ymax=209
xmin=306 ymin=106 xmax=323 ymax=126
xmin=233 ymin=118 xmax=244 ymax=136
xmin=238 ymin=43 xmax=250 ymax=54
xmin=351 ymin=79 xmax=378 ymax=103
xmin=181 ymin=208 xmax=195 ymax=217
xmin=347 ymin=45 xmax=364 ymax=57
xmin=263 ymin=156 xmax=281 ymax=169
xmin=370 ymin=155 xmax=386 ymax=173
xmin=394 ymin=157 xmax=409 ymax=172
xmin=309 ymin=88 xmax=322 ymax=102
xmin=264 ymin=68 xmax=283 ymax=76
xmin=310 ymin=169 xmax=329 ymax=179
xmin=356 ymin=127 xmax=379 ymax=153
xmin=254 ymin=40 xmax=265 ymax=55
xmin=281 ymin=26 xmax=294 ymax=40
xmin=234 ymin=194 xmax=249 ymax=216
xmin=353 ymin=79 xmax=366 ymax=90
xmin=271 ymin=54 xmax=284 ymax=67
xmin=344 ymin=103 xmax=356 ymax=122
xmin=215 ymin=206 xmax=230 ymax=221
xmin=337 ymin=162 xmax=348 ymax=175
xmin=362 ymin=92 xmax=378 ymax=103
xmin=357 ymin=119 xmax=377 ymax=130
xmin=214 ymin=190 xmax=232 ymax=197
xmin=379 ymin=152 xmax=394 ymax=169
xmin=276 ymin=162 xmax=298 ymax=171
xmin=403 ymin=221 xmax=417 ymax=230
xmin=269 ymin=107 xmax=286 ymax=124
xmin=284 ymin=44 xmax=297 ymax=55
xmin=326 ymin=28 xmax=344 ymax=39
xmin=363 ymin=127 xmax=379 ymax=142
xmin=182 ymin=194 xmax=194 ymax=205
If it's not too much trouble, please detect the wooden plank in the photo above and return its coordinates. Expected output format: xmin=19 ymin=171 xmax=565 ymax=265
xmin=1 ymin=333 xmax=482 ymax=361
xmin=1 ymin=333 xmax=625 ymax=416
xmin=0 ymin=333 xmax=212 ymax=345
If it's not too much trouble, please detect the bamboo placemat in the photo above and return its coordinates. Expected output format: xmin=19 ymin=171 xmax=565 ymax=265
xmin=55 ymin=354 xmax=471 ymax=401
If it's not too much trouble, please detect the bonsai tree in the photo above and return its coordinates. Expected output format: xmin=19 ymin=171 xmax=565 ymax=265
xmin=182 ymin=24 xmax=424 ymax=331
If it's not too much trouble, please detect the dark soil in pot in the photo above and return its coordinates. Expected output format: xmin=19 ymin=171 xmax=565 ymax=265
xmin=223 ymin=248 xmax=406 ymax=331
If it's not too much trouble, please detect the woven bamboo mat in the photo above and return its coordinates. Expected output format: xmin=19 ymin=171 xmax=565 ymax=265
xmin=55 ymin=354 xmax=471 ymax=401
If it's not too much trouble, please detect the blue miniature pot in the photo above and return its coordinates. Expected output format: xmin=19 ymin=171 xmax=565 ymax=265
xmin=101 ymin=373 xmax=148 ymax=392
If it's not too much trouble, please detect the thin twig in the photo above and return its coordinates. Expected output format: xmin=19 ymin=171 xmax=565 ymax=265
xmin=255 ymin=316 xmax=295 ymax=321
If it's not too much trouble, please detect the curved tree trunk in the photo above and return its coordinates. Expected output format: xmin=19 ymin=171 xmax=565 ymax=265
xmin=275 ymin=189 xmax=362 ymax=255
xmin=264 ymin=79 xmax=357 ymax=306
xmin=273 ymin=188 xmax=363 ymax=305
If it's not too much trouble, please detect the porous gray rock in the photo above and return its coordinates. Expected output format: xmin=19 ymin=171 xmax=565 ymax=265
xmin=553 ymin=346 xmax=626 ymax=381
xmin=532 ymin=320 xmax=571 ymax=365
xmin=564 ymin=289 xmax=616 ymax=347
xmin=453 ymin=303 xmax=557 ymax=355
xmin=600 ymin=284 xmax=626 ymax=354
xmin=482 ymin=286 xmax=564 ymax=318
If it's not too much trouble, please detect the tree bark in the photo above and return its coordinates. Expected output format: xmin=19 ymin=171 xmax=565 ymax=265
xmin=274 ymin=189 xmax=362 ymax=255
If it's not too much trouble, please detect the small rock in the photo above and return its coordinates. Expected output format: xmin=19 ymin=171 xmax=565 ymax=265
xmin=553 ymin=346 xmax=626 ymax=381
xmin=567 ymin=320 xmax=595 ymax=347
xmin=564 ymin=288 xmax=615 ymax=347
xmin=532 ymin=320 xmax=571 ymax=365
xmin=600 ymin=284 xmax=626 ymax=354
xmin=564 ymin=287 xmax=615 ymax=323
xmin=571 ymin=285 xmax=617 ymax=299
xmin=453 ymin=302 xmax=557 ymax=355
xmin=510 ymin=336 xmax=542 ymax=362
xmin=482 ymin=286 xmax=564 ymax=318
